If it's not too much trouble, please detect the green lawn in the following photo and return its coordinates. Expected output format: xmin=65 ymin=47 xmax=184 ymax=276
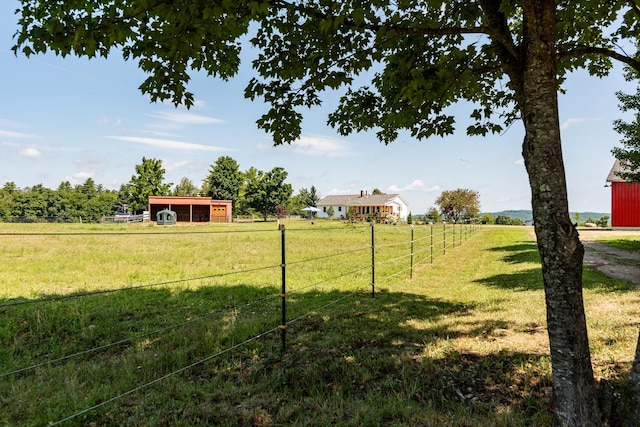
xmin=0 ymin=222 xmax=637 ymax=426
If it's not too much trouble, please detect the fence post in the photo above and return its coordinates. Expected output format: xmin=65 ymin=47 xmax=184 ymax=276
xmin=430 ymin=223 xmax=434 ymax=264
xmin=279 ymin=224 xmax=287 ymax=355
xmin=443 ymin=223 xmax=446 ymax=255
xmin=371 ymin=222 xmax=375 ymax=298
xmin=453 ymin=222 xmax=456 ymax=247
xmin=410 ymin=225 xmax=414 ymax=279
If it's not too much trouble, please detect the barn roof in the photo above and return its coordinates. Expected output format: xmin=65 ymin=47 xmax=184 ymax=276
xmin=607 ymin=159 xmax=635 ymax=182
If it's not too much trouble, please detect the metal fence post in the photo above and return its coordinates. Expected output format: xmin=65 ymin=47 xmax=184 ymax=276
xmin=279 ymin=224 xmax=287 ymax=355
xmin=443 ymin=223 xmax=446 ymax=255
xmin=410 ymin=225 xmax=414 ymax=279
xmin=371 ymin=222 xmax=375 ymax=298
xmin=453 ymin=222 xmax=456 ymax=247
xmin=430 ymin=223 xmax=434 ymax=264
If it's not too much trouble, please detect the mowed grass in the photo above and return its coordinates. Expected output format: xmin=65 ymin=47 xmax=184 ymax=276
xmin=0 ymin=222 xmax=638 ymax=426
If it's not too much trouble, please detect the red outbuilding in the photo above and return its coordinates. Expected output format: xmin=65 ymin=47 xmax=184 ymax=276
xmin=148 ymin=196 xmax=232 ymax=223
xmin=606 ymin=159 xmax=640 ymax=229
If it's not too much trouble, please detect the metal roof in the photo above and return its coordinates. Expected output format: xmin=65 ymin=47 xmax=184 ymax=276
xmin=607 ymin=159 xmax=634 ymax=182
xmin=317 ymin=193 xmax=407 ymax=207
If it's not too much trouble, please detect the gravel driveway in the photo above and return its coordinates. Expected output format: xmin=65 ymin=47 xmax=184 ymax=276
xmin=578 ymin=229 xmax=640 ymax=286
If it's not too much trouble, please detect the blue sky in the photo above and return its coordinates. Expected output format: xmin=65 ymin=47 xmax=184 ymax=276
xmin=0 ymin=1 xmax=635 ymax=214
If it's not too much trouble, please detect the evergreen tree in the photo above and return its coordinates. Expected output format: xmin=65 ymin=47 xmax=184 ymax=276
xmin=127 ymin=157 xmax=171 ymax=213
xmin=203 ymin=156 xmax=242 ymax=201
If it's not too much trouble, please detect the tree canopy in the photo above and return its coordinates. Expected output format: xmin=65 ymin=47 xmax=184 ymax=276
xmin=126 ymin=157 xmax=172 ymax=213
xmin=434 ymin=188 xmax=480 ymax=222
xmin=244 ymin=166 xmax=293 ymax=220
xmin=612 ymin=80 xmax=640 ymax=182
xmin=12 ymin=1 xmax=640 ymax=425
xmin=203 ymin=156 xmax=243 ymax=201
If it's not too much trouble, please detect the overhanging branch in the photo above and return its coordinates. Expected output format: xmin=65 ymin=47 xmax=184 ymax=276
xmin=560 ymin=46 xmax=640 ymax=73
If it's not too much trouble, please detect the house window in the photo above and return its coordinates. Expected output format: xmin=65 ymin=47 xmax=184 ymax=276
xmin=323 ymin=207 xmax=326 ymax=212
xmin=338 ymin=206 xmax=342 ymax=212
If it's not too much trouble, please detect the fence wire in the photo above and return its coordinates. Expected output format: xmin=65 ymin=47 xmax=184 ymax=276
xmin=0 ymin=222 xmax=481 ymax=425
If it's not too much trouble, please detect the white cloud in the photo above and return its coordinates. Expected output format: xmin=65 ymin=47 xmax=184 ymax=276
xmin=386 ymin=180 xmax=440 ymax=193
xmin=0 ymin=129 xmax=37 ymax=139
xmin=162 ymin=159 xmax=199 ymax=172
xmin=561 ymin=118 xmax=586 ymax=130
xmin=109 ymin=136 xmax=228 ymax=152
xmin=65 ymin=172 xmax=95 ymax=184
xmin=19 ymin=147 xmax=42 ymax=158
xmin=142 ymin=129 xmax=182 ymax=138
xmin=259 ymin=134 xmax=353 ymax=157
xmin=514 ymin=158 xmax=524 ymax=165
xmin=147 ymin=111 xmax=224 ymax=125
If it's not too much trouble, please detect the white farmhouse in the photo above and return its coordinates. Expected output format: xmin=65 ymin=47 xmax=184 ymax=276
xmin=316 ymin=190 xmax=409 ymax=221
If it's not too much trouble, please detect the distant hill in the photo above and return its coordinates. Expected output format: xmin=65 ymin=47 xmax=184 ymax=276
xmin=481 ymin=210 xmax=610 ymax=223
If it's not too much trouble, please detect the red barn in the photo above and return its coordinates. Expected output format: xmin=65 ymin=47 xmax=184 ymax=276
xmin=606 ymin=159 xmax=640 ymax=229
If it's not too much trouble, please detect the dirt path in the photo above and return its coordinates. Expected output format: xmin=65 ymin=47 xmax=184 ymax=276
xmin=578 ymin=230 xmax=640 ymax=286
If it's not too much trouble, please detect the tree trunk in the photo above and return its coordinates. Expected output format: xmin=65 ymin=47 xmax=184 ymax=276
xmin=627 ymin=330 xmax=640 ymax=425
xmin=519 ymin=2 xmax=602 ymax=425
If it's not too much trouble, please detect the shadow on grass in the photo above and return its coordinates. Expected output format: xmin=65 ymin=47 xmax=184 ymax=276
xmin=486 ymin=242 xmax=541 ymax=265
xmin=0 ymin=284 xmax=555 ymax=426
xmin=473 ymin=268 xmax=544 ymax=291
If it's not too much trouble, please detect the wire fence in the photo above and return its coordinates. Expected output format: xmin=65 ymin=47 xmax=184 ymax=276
xmin=0 ymin=221 xmax=480 ymax=425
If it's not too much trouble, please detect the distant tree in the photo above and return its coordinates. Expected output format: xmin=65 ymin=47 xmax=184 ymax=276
xmin=244 ymin=167 xmax=293 ymax=221
xmin=235 ymin=167 xmax=260 ymax=216
xmin=494 ymin=215 xmax=509 ymax=225
xmin=571 ymin=212 xmax=582 ymax=226
xmin=406 ymin=211 xmax=413 ymax=224
xmin=173 ymin=177 xmax=199 ymax=196
xmin=115 ymin=184 xmax=132 ymax=213
xmin=326 ymin=205 xmax=335 ymax=219
xmin=495 ymin=215 xmax=522 ymax=225
xmin=57 ymin=181 xmax=73 ymax=193
xmin=0 ymin=183 xmax=15 ymax=221
xmin=276 ymin=204 xmax=287 ymax=219
xmin=612 ymin=81 xmax=640 ymax=182
xmin=2 ymin=182 xmax=18 ymax=196
xmin=295 ymin=187 xmax=314 ymax=208
xmin=480 ymin=213 xmax=495 ymax=225
xmin=435 ymin=189 xmax=480 ymax=223
xmin=372 ymin=188 xmax=384 ymax=195
xmin=309 ymin=186 xmax=320 ymax=206
xmin=203 ymin=156 xmax=242 ymax=202
xmin=77 ymin=178 xmax=98 ymax=199
xmin=425 ymin=207 xmax=441 ymax=223
xmin=597 ymin=215 xmax=611 ymax=228
xmin=127 ymin=157 xmax=172 ymax=213
xmin=11 ymin=184 xmax=54 ymax=220
xmin=287 ymin=185 xmax=320 ymax=215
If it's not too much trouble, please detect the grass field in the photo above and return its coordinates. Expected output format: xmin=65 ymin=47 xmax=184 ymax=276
xmin=0 ymin=221 xmax=638 ymax=426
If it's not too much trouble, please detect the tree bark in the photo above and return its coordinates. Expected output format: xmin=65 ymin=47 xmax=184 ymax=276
xmin=518 ymin=1 xmax=602 ymax=425
xmin=627 ymin=330 xmax=640 ymax=425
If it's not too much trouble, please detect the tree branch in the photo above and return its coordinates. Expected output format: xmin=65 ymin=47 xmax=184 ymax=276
xmin=627 ymin=0 xmax=640 ymax=20
xmin=560 ymin=45 xmax=640 ymax=73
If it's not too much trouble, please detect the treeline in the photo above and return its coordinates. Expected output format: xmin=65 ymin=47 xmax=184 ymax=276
xmin=0 ymin=180 xmax=121 ymax=223
xmin=0 ymin=156 xmax=320 ymax=223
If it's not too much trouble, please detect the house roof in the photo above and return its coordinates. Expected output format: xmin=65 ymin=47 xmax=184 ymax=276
xmin=317 ymin=193 xmax=408 ymax=207
xmin=317 ymin=194 xmax=361 ymax=206
xmin=607 ymin=159 xmax=635 ymax=182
